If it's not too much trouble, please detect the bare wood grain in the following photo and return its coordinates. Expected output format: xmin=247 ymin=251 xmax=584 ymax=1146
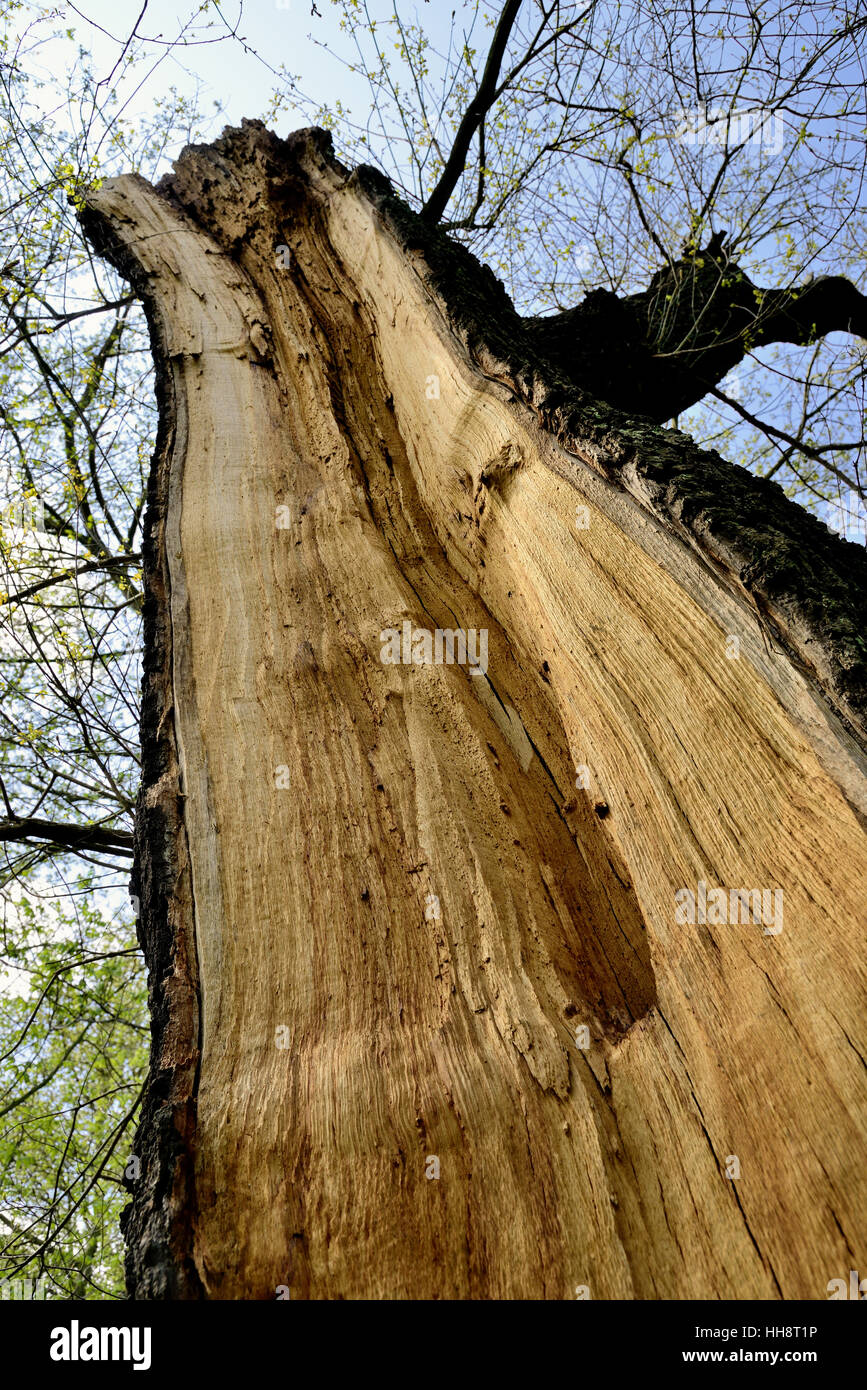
xmin=85 ymin=129 xmax=867 ymax=1300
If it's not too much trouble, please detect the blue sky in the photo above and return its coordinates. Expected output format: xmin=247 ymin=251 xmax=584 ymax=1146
xmin=22 ymin=0 xmax=480 ymax=154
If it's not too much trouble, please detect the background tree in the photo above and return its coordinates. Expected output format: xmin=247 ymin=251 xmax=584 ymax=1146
xmin=0 ymin=1 xmax=230 ymax=1296
xmin=1 ymin=0 xmax=865 ymax=1297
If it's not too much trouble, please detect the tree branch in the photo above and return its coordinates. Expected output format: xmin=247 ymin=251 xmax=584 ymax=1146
xmin=0 ymin=818 xmax=133 ymax=854
xmin=752 ymin=275 xmax=867 ymax=347
xmin=523 ymin=242 xmax=867 ymax=423
xmin=0 ymin=554 xmax=141 ymax=607
xmin=420 ymin=0 xmax=524 ymax=225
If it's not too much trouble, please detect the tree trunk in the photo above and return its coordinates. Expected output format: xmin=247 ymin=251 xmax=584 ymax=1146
xmin=82 ymin=121 xmax=867 ymax=1301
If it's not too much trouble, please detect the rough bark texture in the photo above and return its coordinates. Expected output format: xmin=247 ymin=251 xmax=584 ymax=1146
xmin=526 ymin=251 xmax=867 ymax=423
xmin=81 ymin=121 xmax=867 ymax=1300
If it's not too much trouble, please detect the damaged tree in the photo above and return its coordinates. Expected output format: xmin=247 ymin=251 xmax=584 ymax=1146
xmin=81 ymin=121 xmax=867 ymax=1300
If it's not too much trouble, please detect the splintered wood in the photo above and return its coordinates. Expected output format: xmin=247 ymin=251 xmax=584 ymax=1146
xmin=86 ymin=129 xmax=867 ymax=1299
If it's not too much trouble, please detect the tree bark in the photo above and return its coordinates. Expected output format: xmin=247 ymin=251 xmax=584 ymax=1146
xmin=525 ymin=251 xmax=867 ymax=422
xmin=81 ymin=120 xmax=867 ymax=1301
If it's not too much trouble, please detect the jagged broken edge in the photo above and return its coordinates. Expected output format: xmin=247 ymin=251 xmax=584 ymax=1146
xmin=344 ymin=142 xmax=867 ymax=753
xmin=154 ymin=118 xmax=867 ymax=749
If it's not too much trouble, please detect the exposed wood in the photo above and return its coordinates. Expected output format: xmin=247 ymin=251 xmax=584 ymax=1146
xmin=82 ymin=122 xmax=867 ymax=1300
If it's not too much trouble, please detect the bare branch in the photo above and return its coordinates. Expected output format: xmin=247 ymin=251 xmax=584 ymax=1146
xmin=421 ymin=0 xmax=524 ymax=224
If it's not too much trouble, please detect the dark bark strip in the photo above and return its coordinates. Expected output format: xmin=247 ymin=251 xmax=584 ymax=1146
xmin=525 ymin=246 xmax=867 ymax=422
xmin=80 ymin=197 xmax=205 ymax=1299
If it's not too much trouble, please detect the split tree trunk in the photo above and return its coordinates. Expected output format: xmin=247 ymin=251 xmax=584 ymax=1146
xmin=82 ymin=122 xmax=867 ymax=1301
